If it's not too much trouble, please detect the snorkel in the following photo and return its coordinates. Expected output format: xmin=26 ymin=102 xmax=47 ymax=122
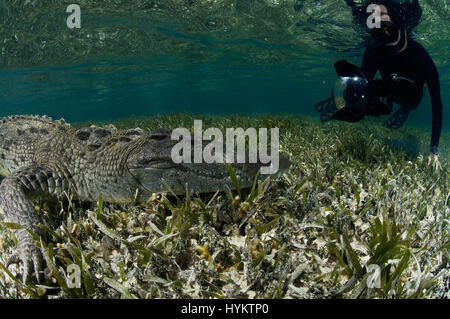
xmin=387 ymin=28 xmax=408 ymax=54
xmin=370 ymin=21 xmax=408 ymax=54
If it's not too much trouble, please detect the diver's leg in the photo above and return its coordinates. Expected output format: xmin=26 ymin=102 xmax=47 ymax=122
xmin=382 ymin=84 xmax=422 ymax=129
xmin=314 ymin=97 xmax=337 ymax=123
xmin=314 ymin=96 xmax=366 ymax=123
xmin=383 ymin=104 xmax=414 ymax=129
xmin=366 ymin=98 xmax=393 ymax=116
xmin=365 ymin=79 xmax=393 ymax=116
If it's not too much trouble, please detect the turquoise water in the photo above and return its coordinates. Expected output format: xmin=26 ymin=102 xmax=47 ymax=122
xmin=0 ymin=0 xmax=448 ymax=128
xmin=0 ymin=57 xmax=334 ymax=122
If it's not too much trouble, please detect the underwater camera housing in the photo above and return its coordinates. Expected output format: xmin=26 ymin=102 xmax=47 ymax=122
xmin=333 ymin=60 xmax=369 ymax=112
xmin=314 ymin=60 xmax=370 ymax=123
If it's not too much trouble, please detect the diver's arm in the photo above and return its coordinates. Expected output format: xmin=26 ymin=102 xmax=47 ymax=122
xmin=423 ymin=57 xmax=443 ymax=170
xmin=361 ymin=44 xmax=378 ymax=79
xmin=425 ymin=60 xmax=443 ymax=150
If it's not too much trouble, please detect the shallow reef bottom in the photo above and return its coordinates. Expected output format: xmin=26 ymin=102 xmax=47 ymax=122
xmin=0 ymin=114 xmax=449 ymax=299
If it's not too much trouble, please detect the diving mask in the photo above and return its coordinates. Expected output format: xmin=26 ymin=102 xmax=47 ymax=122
xmin=369 ymin=22 xmax=399 ymax=43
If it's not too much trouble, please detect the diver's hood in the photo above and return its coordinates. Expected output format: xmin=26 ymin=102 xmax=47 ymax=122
xmin=332 ymin=60 xmax=370 ymax=114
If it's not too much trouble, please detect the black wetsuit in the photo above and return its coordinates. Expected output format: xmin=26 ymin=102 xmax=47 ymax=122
xmin=340 ymin=0 xmax=443 ymax=149
xmin=362 ymin=39 xmax=444 ymax=148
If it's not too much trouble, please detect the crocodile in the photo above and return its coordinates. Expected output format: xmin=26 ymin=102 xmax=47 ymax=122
xmin=0 ymin=115 xmax=290 ymax=283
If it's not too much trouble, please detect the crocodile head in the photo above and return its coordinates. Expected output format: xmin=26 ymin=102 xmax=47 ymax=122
xmin=126 ymin=129 xmax=290 ymax=195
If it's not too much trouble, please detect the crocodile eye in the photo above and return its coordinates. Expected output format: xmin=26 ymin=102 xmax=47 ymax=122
xmin=138 ymin=159 xmax=153 ymax=166
xmin=88 ymin=142 xmax=102 ymax=151
xmin=118 ymin=136 xmax=132 ymax=143
xmin=125 ymin=129 xmax=143 ymax=136
xmin=149 ymin=133 xmax=167 ymax=141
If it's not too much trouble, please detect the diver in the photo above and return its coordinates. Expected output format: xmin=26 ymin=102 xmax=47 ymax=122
xmin=315 ymin=0 xmax=444 ymax=169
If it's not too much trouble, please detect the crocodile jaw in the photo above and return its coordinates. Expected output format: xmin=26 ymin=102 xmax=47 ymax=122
xmin=129 ymin=154 xmax=290 ymax=194
xmin=129 ymin=163 xmax=256 ymax=194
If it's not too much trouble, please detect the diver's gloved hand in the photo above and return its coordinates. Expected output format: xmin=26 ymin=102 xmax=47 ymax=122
xmin=428 ymin=146 xmax=442 ymax=171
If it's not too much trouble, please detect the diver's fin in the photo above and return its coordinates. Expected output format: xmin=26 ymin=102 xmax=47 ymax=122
xmin=383 ymin=106 xmax=410 ymax=129
xmin=314 ymin=97 xmax=336 ymax=123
